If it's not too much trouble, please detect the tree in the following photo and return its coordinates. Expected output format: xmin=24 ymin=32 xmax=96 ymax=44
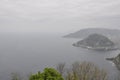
xmin=65 ymin=62 xmax=108 ymax=80
xmin=56 ymin=62 xmax=66 ymax=76
xmin=29 ymin=68 xmax=64 ymax=80
xmin=11 ymin=72 xmax=22 ymax=80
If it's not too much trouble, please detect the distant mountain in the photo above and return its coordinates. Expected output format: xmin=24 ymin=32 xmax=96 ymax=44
xmin=73 ymin=33 xmax=117 ymax=50
xmin=106 ymin=54 xmax=120 ymax=70
xmin=64 ymin=28 xmax=120 ymax=39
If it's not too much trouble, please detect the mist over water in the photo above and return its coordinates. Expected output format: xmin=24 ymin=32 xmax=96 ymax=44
xmin=0 ymin=33 xmax=119 ymax=80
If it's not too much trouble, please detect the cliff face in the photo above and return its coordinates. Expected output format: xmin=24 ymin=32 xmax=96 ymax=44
xmin=73 ymin=33 xmax=117 ymax=50
xmin=106 ymin=54 xmax=120 ymax=70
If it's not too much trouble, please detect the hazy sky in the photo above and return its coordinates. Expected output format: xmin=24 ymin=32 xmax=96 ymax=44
xmin=0 ymin=0 xmax=120 ymax=34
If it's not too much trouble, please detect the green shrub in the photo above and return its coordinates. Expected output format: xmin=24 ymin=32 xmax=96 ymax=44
xmin=29 ymin=68 xmax=64 ymax=80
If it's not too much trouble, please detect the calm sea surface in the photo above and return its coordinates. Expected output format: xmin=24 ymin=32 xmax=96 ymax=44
xmin=0 ymin=34 xmax=119 ymax=80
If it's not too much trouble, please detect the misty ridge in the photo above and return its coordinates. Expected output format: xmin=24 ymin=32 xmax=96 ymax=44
xmin=64 ymin=28 xmax=120 ymax=38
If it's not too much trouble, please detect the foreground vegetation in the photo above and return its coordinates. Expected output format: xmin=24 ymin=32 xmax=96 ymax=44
xmin=57 ymin=62 xmax=107 ymax=80
xmin=29 ymin=68 xmax=64 ymax=80
xmin=11 ymin=61 xmax=119 ymax=80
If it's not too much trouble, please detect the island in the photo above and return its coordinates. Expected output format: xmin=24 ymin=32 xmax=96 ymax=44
xmin=73 ymin=33 xmax=118 ymax=50
xmin=106 ymin=54 xmax=120 ymax=70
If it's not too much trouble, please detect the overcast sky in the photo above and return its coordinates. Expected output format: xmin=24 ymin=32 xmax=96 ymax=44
xmin=0 ymin=0 xmax=120 ymax=34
